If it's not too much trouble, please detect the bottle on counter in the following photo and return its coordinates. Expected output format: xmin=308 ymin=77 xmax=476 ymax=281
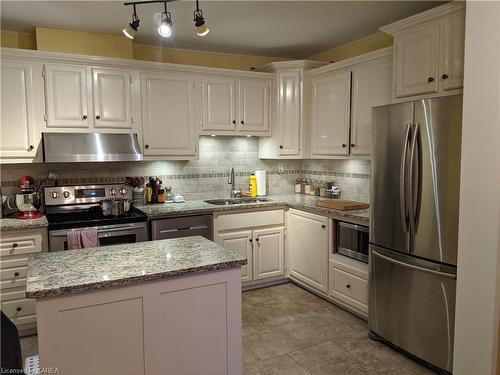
xmin=300 ymin=179 xmax=306 ymax=194
xmin=145 ymin=184 xmax=153 ymax=203
xmin=165 ymin=187 xmax=174 ymax=202
xmin=157 ymin=189 xmax=166 ymax=203
xmin=319 ymin=182 xmax=327 ymax=197
xmin=249 ymin=173 xmax=257 ymax=197
xmin=304 ymin=179 xmax=312 ymax=195
xmin=294 ymin=178 xmax=302 ymax=194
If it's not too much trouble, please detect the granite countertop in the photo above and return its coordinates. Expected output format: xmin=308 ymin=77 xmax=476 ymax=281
xmin=137 ymin=194 xmax=369 ymax=225
xmin=0 ymin=216 xmax=49 ymax=231
xmin=26 ymin=236 xmax=247 ymax=299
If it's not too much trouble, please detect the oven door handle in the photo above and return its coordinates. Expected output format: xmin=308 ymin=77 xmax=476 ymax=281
xmin=49 ymin=224 xmax=144 ymax=237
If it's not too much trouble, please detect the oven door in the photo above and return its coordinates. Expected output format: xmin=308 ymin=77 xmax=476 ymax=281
xmin=336 ymin=221 xmax=369 ymax=263
xmin=49 ymin=222 xmax=148 ymax=251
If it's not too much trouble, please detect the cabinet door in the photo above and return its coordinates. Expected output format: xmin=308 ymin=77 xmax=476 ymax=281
xmin=238 ymin=80 xmax=269 ymax=133
xmin=202 ymin=77 xmax=237 ymax=131
xmin=217 ymin=231 xmax=253 ymax=282
xmin=441 ymin=15 xmax=465 ymax=91
xmin=141 ymin=73 xmax=196 ymax=156
xmin=311 ymin=72 xmax=351 ymax=156
xmin=277 ymin=71 xmax=301 ymax=156
xmin=395 ymin=25 xmax=440 ymax=98
xmin=1 ymin=61 xmax=37 ymax=158
xmin=288 ymin=209 xmax=329 ymax=293
xmin=92 ymin=68 xmax=133 ymax=129
xmin=253 ymin=227 xmax=284 ymax=280
xmin=44 ymin=64 xmax=90 ymax=128
xmin=350 ymin=59 xmax=393 ymax=156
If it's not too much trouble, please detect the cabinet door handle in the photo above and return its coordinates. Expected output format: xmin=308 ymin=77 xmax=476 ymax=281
xmin=321 ymin=224 xmax=326 ymax=229
xmin=240 ymin=120 xmax=245 ymax=125
xmin=232 ymin=120 xmax=236 ymax=125
xmin=12 ymin=243 xmax=18 ymax=248
xmin=255 ymin=237 xmax=259 ymax=242
xmin=14 ymin=272 xmax=20 ymax=277
xmin=16 ymin=307 xmax=22 ymax=312
xmin=279 ymin=145 xmax=283 ymax=149
xmin=442 ymin=74 xmax=448 ymax=80
xmin=350 ymin=143 xmax=355 ymax=147
xmin=427 ymin=77 xmax=434 ymax=82
xmin=249 ymin=238 xmax=253 ymax=243
xmin=27 ymin=145 xmax=34 ymax=152
xmin=342 ymin=144 xmax=347 ymax=148
xmin=96 ymin=114 xmax=101 ymax=120
xmin=82 ymin=114 xmax=88 ymax=120
xmin=145 ymin=144 xmax=149 ymax=149
xmin=346 ymin=284 xmax=351 ymax=289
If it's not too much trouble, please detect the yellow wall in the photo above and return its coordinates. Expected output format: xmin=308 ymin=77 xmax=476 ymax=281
xmin=1 ymin=31 xmax=36 ymax=49
xmin=35 ymin=27 xmax=133 ymax=59
xmin=133 ymin=44 xmax=282 ymax=70
xmin=309 ymin=32 xmax=393 ymax=63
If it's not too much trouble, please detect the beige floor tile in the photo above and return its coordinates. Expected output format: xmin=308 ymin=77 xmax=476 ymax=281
xmin=244 ymin=354 xmax=311 ymax=375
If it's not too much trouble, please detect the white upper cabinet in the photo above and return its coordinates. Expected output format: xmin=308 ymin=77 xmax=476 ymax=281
xmin=394 ymin=25 xmax=440 ymax=98
xmin=44 ymin=64 xmax=91 ymax=129
xmin=202 ymin=77 xmax=237 ymax=132
xmin=441 ymin=14 xmax=465 ymax=91
xmin=141 ymin=72 xmax=196 ymax=158
xmin=277 ymin=71 xmax=302 ymax=156
xmin=311 ymin=71 xmax=351 ymax=157
xmin=238 ymin=80 xmax=269 ymax=133
xmin=1 ymin=61 xmax=38 ymax=159
xmin=381 ymin=2 xmax=465 ymax=100
xmin=92 ymin=68 xmax=133 ymax=129
xmin=350 ymin=58 xmax=393 ymax=156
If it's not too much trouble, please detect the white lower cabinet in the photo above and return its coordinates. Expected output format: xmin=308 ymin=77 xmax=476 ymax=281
xmin=215 ymin=209 xmax=285 ymax=285
xmin=328 ymin=253 xmax=369 ymax=318
xmin=287 ymin=209 xmax=329 ymax=293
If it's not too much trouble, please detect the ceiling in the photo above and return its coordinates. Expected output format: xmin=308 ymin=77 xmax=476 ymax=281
xmin=1 ymin=1 xmax=445 ymax=59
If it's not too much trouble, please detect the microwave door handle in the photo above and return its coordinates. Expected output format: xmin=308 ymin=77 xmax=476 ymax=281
xmin=400 ymin=124 xmax=411 ymax=233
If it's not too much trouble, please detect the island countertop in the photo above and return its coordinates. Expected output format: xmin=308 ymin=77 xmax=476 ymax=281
xmin=26 ymin=236 xmax=247 ymax=299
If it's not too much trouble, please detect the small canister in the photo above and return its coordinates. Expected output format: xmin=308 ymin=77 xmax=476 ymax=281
xmin=295 ymin=178 xmax=301 ymax=194
xmin=304 ymin=180 xmax=311 ymax=195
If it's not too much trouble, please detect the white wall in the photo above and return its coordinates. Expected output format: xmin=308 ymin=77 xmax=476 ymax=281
xmin=453 ymin=2 xmax=500 ymax=374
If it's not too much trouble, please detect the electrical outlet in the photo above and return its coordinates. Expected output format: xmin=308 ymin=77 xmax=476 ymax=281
xmin=278 ymin=163 xmax=284 ymax=174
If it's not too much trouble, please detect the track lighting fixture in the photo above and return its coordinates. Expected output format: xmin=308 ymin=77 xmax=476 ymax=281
xmin=158 ymin=2 xmax=173 ymax=38
xmin=122 ymin=4 xmax=140 ymax=40
xmin=193 ymin=0 xmax=209 ymax=37
xmin=123 ymin=0 xmax=210 ymax=39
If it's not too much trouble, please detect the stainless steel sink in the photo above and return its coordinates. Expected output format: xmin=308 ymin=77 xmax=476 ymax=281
xmin=204 ymin=198 xmax=271 ymax=206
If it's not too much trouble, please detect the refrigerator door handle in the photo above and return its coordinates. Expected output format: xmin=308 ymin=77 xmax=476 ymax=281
xmin=372 ymin=250 xmax=456 ymax=279
xmin=400 ymin=124 xmax=412 ymax=233
xmin=409 ymin=122 xmax=423 ymax=233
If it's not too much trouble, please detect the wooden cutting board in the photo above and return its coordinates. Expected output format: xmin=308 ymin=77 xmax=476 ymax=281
xmin=316 ymin=199 xmax=369 ymax=211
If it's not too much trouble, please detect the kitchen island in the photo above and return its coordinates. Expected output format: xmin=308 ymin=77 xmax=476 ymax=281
xmin=26 ymin=236 xmax=246 ymax=375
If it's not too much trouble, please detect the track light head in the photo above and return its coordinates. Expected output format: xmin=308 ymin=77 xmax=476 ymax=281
xmin=123 ymin=5 xmax=140 ymax=40
xmin=193 ymin=0 xmax=209 ymax=37
xmin=158 ymin=2 xmax=173 ymax=38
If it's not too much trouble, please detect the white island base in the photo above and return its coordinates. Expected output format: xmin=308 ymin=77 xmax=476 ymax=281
xmin=35 ymin=268 xmax=242 ymax=375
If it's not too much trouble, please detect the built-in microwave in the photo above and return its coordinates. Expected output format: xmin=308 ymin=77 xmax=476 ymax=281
xmin=336 ymin=221 xmax=369 ymax=263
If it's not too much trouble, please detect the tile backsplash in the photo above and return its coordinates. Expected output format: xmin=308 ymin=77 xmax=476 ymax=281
xmin=0 ymin=137 xmax=370 ymax=202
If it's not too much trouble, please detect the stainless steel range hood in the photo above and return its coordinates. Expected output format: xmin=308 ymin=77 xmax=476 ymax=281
xmin=42 ymin=133 xmax=143 ymax=162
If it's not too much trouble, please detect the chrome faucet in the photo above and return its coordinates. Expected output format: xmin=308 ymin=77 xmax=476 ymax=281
xmin=228 ymin=167 xmax=241 ymax=198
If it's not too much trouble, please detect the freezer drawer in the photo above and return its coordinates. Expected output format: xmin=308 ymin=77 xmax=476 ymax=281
xmin=368 ymin=245 xmax=456 ymax=373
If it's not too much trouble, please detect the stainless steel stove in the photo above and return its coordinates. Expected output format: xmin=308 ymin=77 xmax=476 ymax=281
xmin=44 ymin=184 xmax=148 ymax=251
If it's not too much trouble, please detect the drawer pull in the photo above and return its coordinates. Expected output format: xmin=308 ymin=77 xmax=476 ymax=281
xmin=346 ymin=284 xmax=351 ymax=289
xmin=14 ymin=272 xmax=20 ymax=277
xmin=16 ymin=307 xmax=22 ymax=312
xmin=12 ymin=243 xmax=18 ymax=248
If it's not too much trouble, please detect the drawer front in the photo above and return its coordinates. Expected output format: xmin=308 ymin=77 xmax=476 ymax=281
xmin=1 ymin=277 xmax=27 ymax=290
xmin=0 ymin=233 xmax=42 ymax=256
xmin=2 ymin=298 xmax=36 ymax=319
xmin=217 ymin=209 xmax=284 ymax=231
xmin=0 ymin=266 xmax=27 ymax=281
xmin=0 ymin=255 xmax=29 ymax=269
xmin=0 ymin=287 xmax=27 ymax=302
xmin=332 ymin=267 xmax=367 ymax=305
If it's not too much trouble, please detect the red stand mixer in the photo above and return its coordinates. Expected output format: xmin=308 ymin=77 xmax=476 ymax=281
xmin=15 ymin=176 xmax=43 ymax=220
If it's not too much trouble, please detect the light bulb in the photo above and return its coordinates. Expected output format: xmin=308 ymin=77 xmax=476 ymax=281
xmin=158 ymin=22 xmax=172 ymax=37
xmin=122 ymin=25 xmax=136 ymax=39
xmin=196 ymin=23 xmax=209 ymax=37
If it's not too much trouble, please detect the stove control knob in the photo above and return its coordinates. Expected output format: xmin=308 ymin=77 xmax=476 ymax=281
xmin=110 ymin=188 xmax=116 ymax=196
xmin=51 ymin=191 xmax=59 ymax=199
xmin=63 ymin=191 xmax=70 ymax=198
xmin=120 ymin=188 xmax=128 ymax=195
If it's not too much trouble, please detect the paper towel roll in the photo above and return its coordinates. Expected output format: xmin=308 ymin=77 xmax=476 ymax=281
xmin=255 ymin=170 xmax=266 ymax=196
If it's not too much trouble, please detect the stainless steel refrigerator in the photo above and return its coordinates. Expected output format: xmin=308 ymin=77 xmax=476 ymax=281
xmin=368 ymin=94 xmax=462 ymax=373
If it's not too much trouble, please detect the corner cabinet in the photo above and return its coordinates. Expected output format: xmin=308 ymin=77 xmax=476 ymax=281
xmin=287 ymin=209 xmax=329 ymax=293
xmin=0 ymin=60 xmax=44 ymax=163
xmin=381 ymin=1 xmax=465 ymax=100
xmin=308 ymin=48 xmax=393 ymax=158
xmin=141 ymin=72 xmax=197 ymax=159
xmin=258 ymin=61 xmax=327 ymax=159
xmin=199 ymin=75 xmax=272 ymax=136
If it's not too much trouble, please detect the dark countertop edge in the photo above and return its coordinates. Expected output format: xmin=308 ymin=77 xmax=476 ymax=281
xmin=26 ymin=258 xmax=247 ymax=299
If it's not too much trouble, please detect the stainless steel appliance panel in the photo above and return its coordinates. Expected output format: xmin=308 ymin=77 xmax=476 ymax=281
xmin=370 ymin=101 xmax=414 ymax=253
xmin=151 ymin=215 xmax=213 ymax=241
xmin=412 ymin=96 xmax=462 ymax=265
xmin=336 ymin=221 xmax=369 ymax=263
xmin=368 ymin=245 xmax=456 ymax=373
